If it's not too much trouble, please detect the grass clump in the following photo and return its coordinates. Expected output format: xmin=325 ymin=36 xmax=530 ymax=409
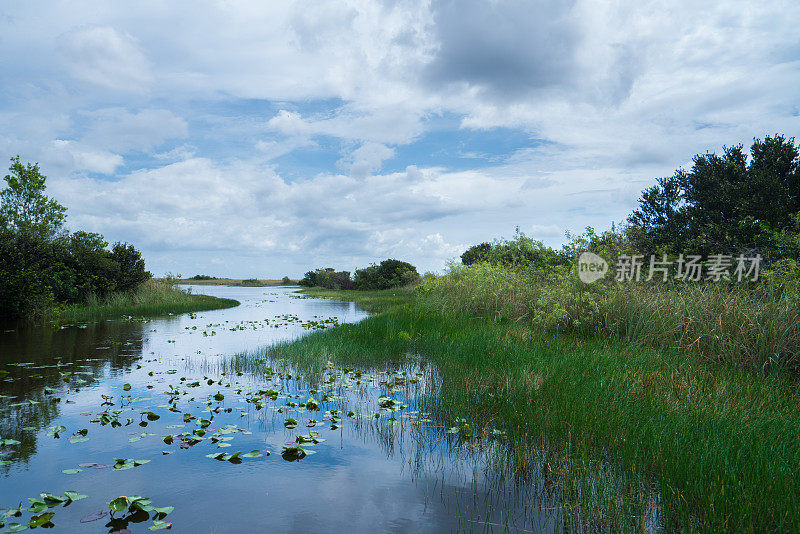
xmin=49 ymin=279 xmax=239 ymax=323
xmin=259 ymin=303 xmax=800 ymax=532
xmin=420 ymin=262 xmax=800 ymax=373
xmin=296 ymin=287 xmax=414 ymax=314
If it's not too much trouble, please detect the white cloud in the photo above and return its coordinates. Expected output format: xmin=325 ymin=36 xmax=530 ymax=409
xmin=80 ymin=108 xmax=188 ymax=153
xmin=58 ymin=26 xmax=153 ymax=91
xmin=341 ymin=142 xmax=395 ymax=178
xmin=51 ymin=139 xmax=123 ymax=174
xmin=1 ymin=0 xmax=799 ymax=276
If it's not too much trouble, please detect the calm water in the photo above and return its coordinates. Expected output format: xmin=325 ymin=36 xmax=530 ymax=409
xmin=0 ymin=286 xmax=553 ymax=533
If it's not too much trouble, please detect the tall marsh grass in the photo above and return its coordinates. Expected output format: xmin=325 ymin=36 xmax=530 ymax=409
xmin=254 ymin=305 xmax=800 ymax=531
xmin=50 ymin=279 xmax=239 ymax=323
xmin=420 ymin=263 xmax=800 ymax=372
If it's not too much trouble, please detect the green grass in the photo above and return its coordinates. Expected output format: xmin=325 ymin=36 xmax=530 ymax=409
xmin=254 ymin=301 xmax=800 ymax=532
xmin=422 ymin=262 xmax=800 ymax=373
xmin=49 ymin=280 xmax=239 ymax=323
xmin=296 ymin=287 xmax=414 ymax=313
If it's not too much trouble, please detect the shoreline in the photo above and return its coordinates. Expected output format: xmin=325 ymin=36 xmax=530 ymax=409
xmin=46 ymin=284 xmax=240 ymax=324
xmin=267 ymin=287 xmax=800 ymax=531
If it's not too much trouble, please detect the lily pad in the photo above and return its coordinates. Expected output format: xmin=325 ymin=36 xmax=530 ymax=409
xmin=64 ymin=491 xmax=88 ymax=502
xmin=28 ymin=512 xmax=54 ymax=528
xmin=108 ymin=497 xmax=129 ymax=513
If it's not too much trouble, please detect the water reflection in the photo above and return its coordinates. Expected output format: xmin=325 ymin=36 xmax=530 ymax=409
xmin=0 ymin=286 xmax=654 ymax=532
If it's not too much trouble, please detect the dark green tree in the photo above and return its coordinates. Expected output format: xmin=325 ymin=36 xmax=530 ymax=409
xmin=0 ymin=156 xmax=66 ymax=239
xmin=461 ymin=242 xmax=492 ymax=265
xmin=109 ymin=242 xmax=151 ymax=292
xmin=353 ymin=259 xmax=419 ymax=290
xmin=627 ymin=136 xmax=800 ymax=260
xmin=626 ymin=174 xmax=687 ymax=254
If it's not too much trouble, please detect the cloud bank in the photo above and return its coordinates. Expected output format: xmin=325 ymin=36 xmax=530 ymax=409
xmin=1 ymin=0 xmax=798 ymax=276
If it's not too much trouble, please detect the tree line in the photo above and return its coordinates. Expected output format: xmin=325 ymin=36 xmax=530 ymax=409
xmin=461 ymin=134 xmax=800 ymax=283
xmin=299 ymin=259 xmax=420 ymax=290
xmin=0 ymin=157 xmax=151 ymax=320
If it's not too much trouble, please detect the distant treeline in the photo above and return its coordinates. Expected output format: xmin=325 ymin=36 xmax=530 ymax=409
xmin=461 ymin=134 xmax=800 ymax=272
xmin=0 ymin=157 xmax=151 ymax=320
xmin=437 ymin=135 xmax=800 ymax=373
xmin=299 ymin=259 xmax=420 ymax=290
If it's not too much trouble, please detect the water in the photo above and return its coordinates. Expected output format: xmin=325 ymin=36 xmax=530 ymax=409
xmin=0 ymin=286 xmax=559 ymax=532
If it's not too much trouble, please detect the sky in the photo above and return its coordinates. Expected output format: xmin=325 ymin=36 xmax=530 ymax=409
xmin=1 ymin=1 xmax=799 ymax=278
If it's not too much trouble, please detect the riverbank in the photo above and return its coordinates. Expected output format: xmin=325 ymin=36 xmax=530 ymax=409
xmin=173 ymin=278 xmax=295 ymax=287
xmin=264 ymin=289 xmax=800 ymax=532
xmin=296 ymin=287 xmax=413 ymax=313
xmin=49 ymin=280 xmax=239 ymax=323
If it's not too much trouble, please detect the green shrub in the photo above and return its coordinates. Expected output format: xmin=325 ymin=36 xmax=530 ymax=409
xmin=190 ymin=274 xmax=217 ymax=280
xmin=353 ymin=259 xmax=419 ymax=290
xmin=421 ymin=261 xmax=800 ymax=372
xmin=299 ymin=268 xmax=353 ymax=289
xmin=0 ymin=157 xmax=152 ymax=320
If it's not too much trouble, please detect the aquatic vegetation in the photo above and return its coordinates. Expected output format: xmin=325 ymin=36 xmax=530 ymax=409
xmin=0 ymin=490 xmax=87 ymax=530
xmin=256 ymin=299 xmax=800 ymax=532
xmin=0 ymin=285 xmax=676 ymax=532
xmin=49 ymin=280 xmax=240 ymax=324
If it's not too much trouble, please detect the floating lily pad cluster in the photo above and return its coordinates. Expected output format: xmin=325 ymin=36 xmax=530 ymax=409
xmin=0 ymin=490 xmax=86 ymax=531
xmin=0 ymin=338 xmax=519 ymax=533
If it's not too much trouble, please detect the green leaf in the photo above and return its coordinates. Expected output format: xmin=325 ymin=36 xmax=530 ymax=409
xmin=122 ymin=384 xmax=131 ymax=391
xmin=63 ymin=491 xmax=87 ymax=502
xmin=153 ymin=506 xmax=174 ymax=516
xmin=241 ymin=450 xmax=263 ymax=458
xmin=28 ymin=512 xmax=54 ymax=528
xmin=4 ymin=523 xmax=27 ymax=532
xmin=26 ymin=503 xmax=47 ymax=514
xmin=149 ymin=520 xmax=172 ymax=530
xmin=40 ymin=494 xmax=64 ymax=505
xmin=61 ymin=468 xmax=82 ymax=475
xmin=108 ymin=496 xmax=129 ymax=512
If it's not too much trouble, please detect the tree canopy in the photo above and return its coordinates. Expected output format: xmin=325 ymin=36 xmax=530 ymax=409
xmin=627 ymin=135 xmax=800 ymax=259
xmin=0 ymin=157 xmax=152 ymax=320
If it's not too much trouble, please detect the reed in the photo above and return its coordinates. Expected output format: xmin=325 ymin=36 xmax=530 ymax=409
xmin=421 ymin=263 xmax=800 ymax=373
xmin=49 ymin=279 xmax=239 ymax=323
xmin=253 ymin=303 xmax=800 ymax=531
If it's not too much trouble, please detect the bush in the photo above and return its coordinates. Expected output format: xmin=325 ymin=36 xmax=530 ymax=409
xmin=0 ymin=157 xmax=152 ymax=320
xmin=299 ymin=268 xmax=353 ymax=290
xmin=459 ymin=229 xmax=571 ymax=271
xmin=421 ymin=260 xmax=800 ymax=373
xmin=461 ymin=242 xmax=491 ymax=265
xmin=353 ymin=259 xmax=420 ymax=290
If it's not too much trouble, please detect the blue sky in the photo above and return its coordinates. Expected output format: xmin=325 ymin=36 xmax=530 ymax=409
xmin=1 ymin=1 xmax=799 ymax=277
